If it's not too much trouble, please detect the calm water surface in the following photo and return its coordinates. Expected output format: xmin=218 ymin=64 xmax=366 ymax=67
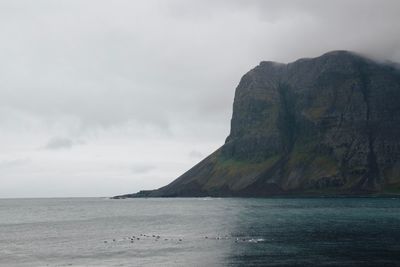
xmin=0 ymin=197 xmax=399 ymax=266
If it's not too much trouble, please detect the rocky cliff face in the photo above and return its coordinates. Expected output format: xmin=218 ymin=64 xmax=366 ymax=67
xmin=117 ymin=51 xmax=400 ymax=198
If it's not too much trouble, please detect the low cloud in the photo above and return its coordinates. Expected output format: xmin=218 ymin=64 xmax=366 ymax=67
xmin=0 ymin=158 xmax=30 ymax=169
xmin=44 ymin=137 xmax=83 ymax=150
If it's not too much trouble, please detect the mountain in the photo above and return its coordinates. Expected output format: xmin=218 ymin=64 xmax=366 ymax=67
xmin=115 ymin=50 xmax=400 ymax=198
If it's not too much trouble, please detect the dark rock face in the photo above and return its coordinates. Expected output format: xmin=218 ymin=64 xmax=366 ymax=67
xmin=116 ymin=51 xmax=400 ymax=198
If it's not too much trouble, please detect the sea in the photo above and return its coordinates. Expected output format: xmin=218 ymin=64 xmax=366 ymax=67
xmin=0 ymin=197 xmax=399 ymax=267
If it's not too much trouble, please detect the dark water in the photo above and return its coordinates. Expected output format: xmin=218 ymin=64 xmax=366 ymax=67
xmin=0 ymin=197 xmax=399 ymax=267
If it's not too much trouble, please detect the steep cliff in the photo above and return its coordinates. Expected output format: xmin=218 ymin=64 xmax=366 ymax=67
xmin=117 ymin=51 xmax=400 ymax=198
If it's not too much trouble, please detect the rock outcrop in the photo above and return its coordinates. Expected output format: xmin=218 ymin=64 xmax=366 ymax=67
xmin=116 ymin=51 xmax=400 ymax=198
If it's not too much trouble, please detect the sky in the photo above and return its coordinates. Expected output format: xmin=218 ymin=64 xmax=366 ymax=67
xmin=1 ymin=0 xmax=400 ymax=198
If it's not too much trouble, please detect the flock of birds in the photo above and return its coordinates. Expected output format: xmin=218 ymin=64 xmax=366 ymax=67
xmin=103 ymin=234 xmax=265 ymax=244
xmin=103 ymin=234 xmax=182 ymax=244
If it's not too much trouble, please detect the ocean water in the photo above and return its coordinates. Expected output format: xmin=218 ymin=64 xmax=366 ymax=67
xmin=0 ymin=197 xmax=399 ymax=267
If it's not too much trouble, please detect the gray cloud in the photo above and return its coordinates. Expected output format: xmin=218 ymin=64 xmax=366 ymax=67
xmin=1 ymin=0 xmax=398 ymax=133
xmin=44 ymin=137 xmax=82 ymax=150
xmin=0 ymin=0 xmax=399 ymax=197
xmin=0 ymin=158 xmax=30 ymax=170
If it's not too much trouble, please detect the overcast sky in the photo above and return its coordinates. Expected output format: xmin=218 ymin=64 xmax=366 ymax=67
xmin=1 ymin=0 xmax=400 ymax=198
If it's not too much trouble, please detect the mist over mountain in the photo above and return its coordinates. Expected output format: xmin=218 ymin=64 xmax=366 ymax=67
xmin=117 ymin=50 xmax=400 ymax=198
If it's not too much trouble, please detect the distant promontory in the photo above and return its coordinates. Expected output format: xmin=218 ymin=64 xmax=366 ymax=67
xmin=115 ymin=51 xmax=400 ymax=198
